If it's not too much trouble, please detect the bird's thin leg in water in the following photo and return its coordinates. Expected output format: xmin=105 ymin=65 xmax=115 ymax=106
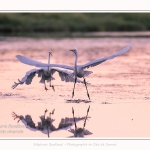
xmin=72 ymin=77 xmax=77 ymax=98
xmin=44 ymin=81 xmax=48 ymax=91
xmin=83 ymin=77 xmax=90 ymax=100
xmin=72 ymin=107 xmax=77 ymax=137
xmin=49 ymin=77 xmax=55 ymax=92
xmin=83 ymin=105 xmax=90 ymax=130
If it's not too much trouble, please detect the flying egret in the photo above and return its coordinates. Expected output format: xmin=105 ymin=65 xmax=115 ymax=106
xmin=15 ymin=44 xmax=132 ymax=99
xmin=68 ymin=105 xmax=92 ymax=137
xmin=12 ymin=51 xmax=89 ymax=91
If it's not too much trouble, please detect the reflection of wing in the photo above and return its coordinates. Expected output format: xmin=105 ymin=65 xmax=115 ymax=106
xmin=11 ymin=111 xmax=54 ymax=138
xmin=12 ymin=111 xmax=91 ymax=137
xmin=24 ymin=115 xmax=36 ymax=129
xmin=80 ymin=43 xmax=132 ymax=69
xmin=68 ymin=128 xmax=92 ymax=135
xmin=68 ymin=128 xmax=92 ymax=136
xmin=84 ymin=129 xmax=93 ymax=135
xmin=57 ymin=116 xmax=89 ymax=129
xmin=11 ymin=112 xmax=37 ymax=132
xmin=68 ymin=128 xmax=75 ymax=134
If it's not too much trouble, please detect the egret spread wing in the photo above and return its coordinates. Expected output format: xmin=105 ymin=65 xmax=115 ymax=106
xmin=16 ymin=55 xmax=45 ymax=66
xmin=16 ymin=55 xmax=73 ymax=70
xmin=23 ymin=69 xmax=39 ymax=85
xmin=11 ymin=68 xmax=44 ymax=89
xmin=47 ymin=64 xmax=73 ymax=70
xmin=81 ymin=43 xmax=132 ymax=69
xmin=52 ymin=68 xmax=90 ymax=84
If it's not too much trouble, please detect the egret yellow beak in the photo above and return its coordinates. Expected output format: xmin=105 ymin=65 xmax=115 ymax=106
xmin=70 ymin=49 xmax=75 ymax=53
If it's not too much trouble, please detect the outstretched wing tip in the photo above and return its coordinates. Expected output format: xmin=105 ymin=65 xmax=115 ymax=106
xmin=16 ymin=55 xmax=22 ymax=59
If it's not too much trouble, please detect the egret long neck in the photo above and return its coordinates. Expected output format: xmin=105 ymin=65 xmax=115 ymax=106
xmin=74 ymin=52 xmax=78 ymax=73
xmin=48 ymin=53 xmax=50 ymax=71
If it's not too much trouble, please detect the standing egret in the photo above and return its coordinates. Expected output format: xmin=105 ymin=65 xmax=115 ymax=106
xmin=12 ymin=51 xmax=89 ymax=91
xmin=15 ymin=44 xmax=132 ymax=99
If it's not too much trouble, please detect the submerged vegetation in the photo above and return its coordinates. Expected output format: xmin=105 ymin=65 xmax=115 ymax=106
xmin=0 ymin=13 xmax=150 ymax=35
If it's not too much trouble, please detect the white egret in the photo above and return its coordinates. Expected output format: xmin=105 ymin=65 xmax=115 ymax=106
xmin=12 ymin=51 xmax=89 ymax=91
xmin=15 ymin=44 xmax=132 ymax=99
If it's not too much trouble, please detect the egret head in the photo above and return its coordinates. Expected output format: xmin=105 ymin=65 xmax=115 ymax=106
xmin=49 ymin=51 xmax=53 ymax=56
xmin=70 ymin=48 xmax=77 ymax=55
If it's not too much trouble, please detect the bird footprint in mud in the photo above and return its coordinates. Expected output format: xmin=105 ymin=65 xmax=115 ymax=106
xmin=12 ymin=108 xmax=92 ymax=138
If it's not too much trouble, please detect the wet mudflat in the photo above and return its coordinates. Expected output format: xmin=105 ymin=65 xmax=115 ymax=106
xmin=0 ymin=36 xmax=150 ymax=138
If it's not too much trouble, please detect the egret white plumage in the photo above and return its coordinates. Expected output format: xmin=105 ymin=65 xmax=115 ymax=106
xmin=16 ymin=44 xmax=132 ymax=98
xmin=12 ymin=51 xmax=89 ymax=91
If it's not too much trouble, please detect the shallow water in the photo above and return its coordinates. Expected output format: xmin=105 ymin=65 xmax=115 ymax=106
xmin=0 ymin=36 xmax=150 ymax=138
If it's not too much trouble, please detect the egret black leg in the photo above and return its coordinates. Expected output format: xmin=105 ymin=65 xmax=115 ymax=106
xmin=50 ymin=78 xmax=55 ymax=92
xmin=83 ymin=105 xmax=90 ymax=129
xmin=51 ymin=85 xmax=55 ymax=92
xmin=44 ymin=81 xmax=48 ymax=91
xmin=83 ymin=77 xmax=90 ymax=100
xmin=72 ymin=107 xmax=77 ymax=137
xmin=72 ymin=77 xmax=77 ymax=98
